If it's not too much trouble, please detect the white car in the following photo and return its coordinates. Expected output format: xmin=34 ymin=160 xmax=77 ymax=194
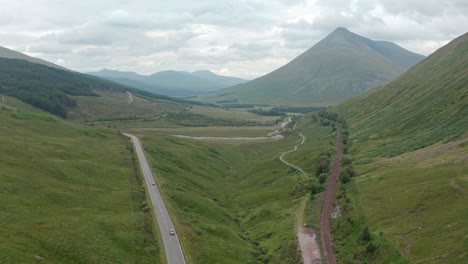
xmin=169 ymin=228 xmax=175 ymax=235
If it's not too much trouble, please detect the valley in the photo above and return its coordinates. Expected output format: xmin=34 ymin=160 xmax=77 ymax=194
xmin=0 ymin=16 xmax=466 ymax=264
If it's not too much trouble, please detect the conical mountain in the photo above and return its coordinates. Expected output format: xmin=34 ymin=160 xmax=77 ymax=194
xmin=201 ymin=27 xmax=424 ymax=106
xmin=335 ymin=31 xmax=468 ymax=155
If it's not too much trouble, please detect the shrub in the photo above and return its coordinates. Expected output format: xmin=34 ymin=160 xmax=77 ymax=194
xmin=360 ymin=226 xmax=372 ymax=242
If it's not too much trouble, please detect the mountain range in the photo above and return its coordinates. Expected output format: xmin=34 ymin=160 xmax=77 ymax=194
xmin=88 ymin=69 xmax=247 ymax=97
xmin=199 ymin=27 xmax=425 ymax=106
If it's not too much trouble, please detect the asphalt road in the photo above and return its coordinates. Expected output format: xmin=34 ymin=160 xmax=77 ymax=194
xmin=124 ymin=133 xmax=186 ymax=264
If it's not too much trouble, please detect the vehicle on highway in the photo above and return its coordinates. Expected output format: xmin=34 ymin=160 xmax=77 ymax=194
xmin=152 ymin=182 xmax=156 ymax=185
xmin=170 ymin=228 xmax=175 ymax=235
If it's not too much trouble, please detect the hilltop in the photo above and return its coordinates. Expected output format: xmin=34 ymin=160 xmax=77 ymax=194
xmin=199 ymin=27 xmax=424 ymax=106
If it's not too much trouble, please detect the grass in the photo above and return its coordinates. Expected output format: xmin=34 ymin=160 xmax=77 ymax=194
xmin=189 ymin=105 xmax=279 ymax=123
xmin=68 ymin=91 xmax=184 ymax=122
xmin=329 ymin=32 xmax=468 ymax=263
xmin=127 ymin=126 xmax=276 ymax=137
xmin=0 ymin=108 xmax=159 ymax=263
xmin=130 ymin=126 xmax=308 ymax=263
xmin=354 ymin=138 xmax=468 ymax=263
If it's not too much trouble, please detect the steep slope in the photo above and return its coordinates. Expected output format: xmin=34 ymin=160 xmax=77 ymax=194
xmin=0 ymin=46 xmax=68 ymax=71
xmin=200 ymin=27 xmax=424 ymax=106
xmin=88 ymin=69 xmax=247 ymax=96
xmin=335 ymin=32 xmax=467 ymax=156
xmin=332 ymin=32 xmax=468 ymax=263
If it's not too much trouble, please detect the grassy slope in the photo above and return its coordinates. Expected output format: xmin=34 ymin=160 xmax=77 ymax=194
xmin=0 ymin=107 xmax=159 ymax=263
xmin=67 ymin=91 xmax=184 ymax=122
xmin=332 ymin=33 xmax=468 ymax=262
xmin=356 ymin=139 xmax=468 ymax=263
xmin=334 ymin=32 xmax=467 ymax=158
xmin=130 ymin=129 xmax=306 ymax=263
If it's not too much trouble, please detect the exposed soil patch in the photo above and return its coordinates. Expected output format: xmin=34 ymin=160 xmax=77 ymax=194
xmin=126 ymin=91 xmax=134 ymax=103
xmin=298 ymin=228 xmax=322 ymax=264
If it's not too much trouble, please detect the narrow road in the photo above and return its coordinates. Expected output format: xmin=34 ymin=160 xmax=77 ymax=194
xmin=320 ymin=129 xmax=341 ymax=264
xmin=126 ymin=91 xmax=134 ymax=104
xmin=123 ymin=133 xmax=186 ymax=264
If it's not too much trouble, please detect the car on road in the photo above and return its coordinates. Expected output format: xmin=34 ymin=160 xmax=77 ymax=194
xmin=152 ymin=182 xmax=155 ymax=185
xmin=170 ymin=228 xmax=175 ymax=235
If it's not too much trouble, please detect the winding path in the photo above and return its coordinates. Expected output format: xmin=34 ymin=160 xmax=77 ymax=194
xmin=279 ymin=132 xmax=307 ymax=175
xmin=320 ymin=129 xmax=341 ymax=264
xmin=278 ymin=130 xmax=322 ymax=264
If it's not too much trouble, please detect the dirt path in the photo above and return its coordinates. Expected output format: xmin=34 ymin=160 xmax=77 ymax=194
xmin=278 ymin=130 xmax=322 ymax=264
xmin=320 ymin=129 xmax=341 ymax=264
xmin=126 ymin=91 xmax=133 ymax=104
xmin=279 ymin=132 xmax=307 ymax=175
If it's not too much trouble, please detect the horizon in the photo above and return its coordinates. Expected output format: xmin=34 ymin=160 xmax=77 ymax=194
xmin=1 ymin=1 xmax=466 ymax=79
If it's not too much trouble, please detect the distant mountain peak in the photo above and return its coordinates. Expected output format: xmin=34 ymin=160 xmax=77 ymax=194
xmin=333 ymin=27 xmax=350 ymax=33
xmin=200 ymin=28 xmax=425 ymax=106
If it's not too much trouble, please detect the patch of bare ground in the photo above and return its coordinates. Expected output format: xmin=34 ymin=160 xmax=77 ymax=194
xmin=298 ymin=228 xmax=322 ymax=264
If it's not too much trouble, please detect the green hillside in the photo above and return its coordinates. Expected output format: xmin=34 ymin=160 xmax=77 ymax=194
xmin=199 ymin=27 xmax=424 ymax=106
xmin=335 ymin=32 xmax=468 ymax=157
xmin=0 ymin=58 xmax=212 ymax=119
xmin=332 ymin=32 xmax=468 ymax=263
xmin=0 ymin=107 xmax=159 ymax=263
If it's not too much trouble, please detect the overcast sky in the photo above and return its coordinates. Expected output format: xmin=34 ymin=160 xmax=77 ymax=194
xmin=0 ymin=0 xmax=466 ymax=79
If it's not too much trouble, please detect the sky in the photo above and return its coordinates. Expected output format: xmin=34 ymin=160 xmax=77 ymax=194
xmin=0 ymin=0 xmax=466 ymax=79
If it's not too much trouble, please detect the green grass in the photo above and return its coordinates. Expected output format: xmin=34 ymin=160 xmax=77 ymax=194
xmin=335 ymin=33 xmax=468 ymax=158
xmin=127 ymin=126 xmax=276 ymax=138
xmin=331 ymin=33 xmax=468 ymax=263
xmin=68 ymin=91 xmax=184 ymax=122
xmin=131 ymin=127 xmax=308 ymax=263
xmin=354 ymin=139 xmax=468 ymax=263
xmin=189 ymin=106 xmax=279 ymax=123
xmin=0 ymin=108 xmax=159 ymax=263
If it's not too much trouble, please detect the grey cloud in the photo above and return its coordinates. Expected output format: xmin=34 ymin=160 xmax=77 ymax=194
xmin=0 ymin=0 xmax=466 ymax=78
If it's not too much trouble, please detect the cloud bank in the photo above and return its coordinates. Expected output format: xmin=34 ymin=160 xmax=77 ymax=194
xmin=0 ymin=0 xmax=466 ymax=78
